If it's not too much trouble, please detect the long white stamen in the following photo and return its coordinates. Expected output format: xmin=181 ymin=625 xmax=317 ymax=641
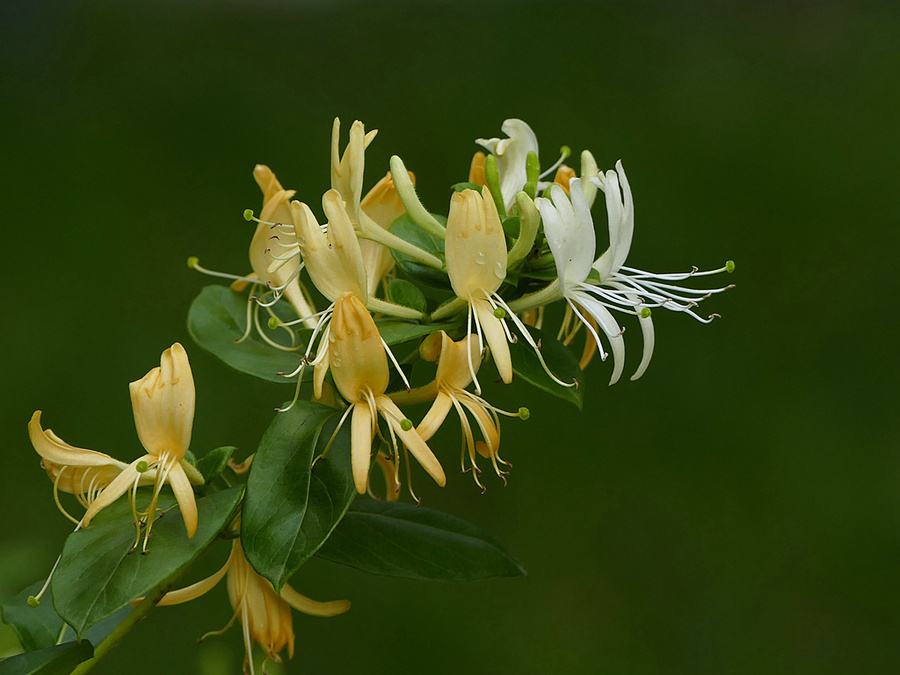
xmin=189 ymin=261 xmax=265 ymax=286
xmin=466 ymin=303 xmax=482 ymax=395
xmin=569 ymin=300 xmax=608 ymax=362
xmin=381 ymin=338 xmax=411 ymax=390
xmin=492 ymin=293 xmax=577 ymax=388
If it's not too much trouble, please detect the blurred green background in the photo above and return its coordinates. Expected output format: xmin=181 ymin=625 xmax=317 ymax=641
xmin=2 ymin=1 xmax=899 ymax=673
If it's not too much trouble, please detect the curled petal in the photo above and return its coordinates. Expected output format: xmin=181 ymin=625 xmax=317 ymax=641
xmin=280 ymin=585 xmax=351 ymax=617
xmin=168 ymin=461 xmax=198 ymax=538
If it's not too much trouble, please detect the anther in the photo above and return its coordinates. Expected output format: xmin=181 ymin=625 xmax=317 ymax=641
xmin=518 ymin=407 xmax=531 ymax=421
xmin=267 ymin=317 xmax=280 ymax=330
xmin=725 ymin=259 xmax=736 ymax=273
xmin=243 ymin=208 xmax=255 ymax=222
xmin=639 ymin=308 xmax=652 ymax=319
xmin=493 ymin=307 xmax=507 ymax=319
xmin=26 ymin=595 xmax=40 ymax=608
xmin=186 ymin=256 xmax=199 ymax=269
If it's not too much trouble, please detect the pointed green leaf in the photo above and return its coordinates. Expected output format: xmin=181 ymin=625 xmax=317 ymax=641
xmin=385 ymin=278 xmax=427 ymax=314
xmin=509 ymin=325 xmax=584 ymax=409
xmin=187 ymin=285 xmax=304 ymax=383
xmin=196 ymin=446 xmax=237 ymax=483
xmin=317 ymin=498 xmax=526 ymax=581
xmin=0 ymin=641 xmax=92 ymax=675
xmin=242 ymin=402 xmax=355 ymax=590
xmin=52 ymin=487 xmax=242 ymax=635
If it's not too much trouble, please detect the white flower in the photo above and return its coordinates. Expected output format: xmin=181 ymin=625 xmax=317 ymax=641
xmin=476 ymin=119 xmax=539 ymax=212
xmin=537 ymin=164 xmax=734 ymax=385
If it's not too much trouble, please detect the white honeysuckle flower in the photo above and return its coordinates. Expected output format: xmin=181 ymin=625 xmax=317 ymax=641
xmin=536 ymin=166 xmax=734 ymax=385
xmin=476 ymin=119 xmax=539 ymax=212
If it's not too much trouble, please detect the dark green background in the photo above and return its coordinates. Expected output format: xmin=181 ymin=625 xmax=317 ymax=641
xmin=2 ymin=1 xmax=898 ymax=673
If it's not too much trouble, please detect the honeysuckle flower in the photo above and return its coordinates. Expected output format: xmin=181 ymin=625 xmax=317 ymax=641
xmin=27 ymin=411 xmax=168 ymax=525
xmin=188 ymin=165 xmax=319 ymax=345
xmin=37 ymin=344 xmax=204 ymax=551
xmin=445 ymin=187 xmax=572 ymax=392
xmin=394 ymin=332 xmax=528 ymax=490
xmin=476 ymin=119 xmax=539 ymax=212
xmin=328 ymin=292 xmax=445 ymax=495
xmin=536 ymin=166 xmax=734 ymax=384
xmin=476 ymin=118 xmax=573 ymax=212
xmin=156 ymin=539 xmax=349 ymax=675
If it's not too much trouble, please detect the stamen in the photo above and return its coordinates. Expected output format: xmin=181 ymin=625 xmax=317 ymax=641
xmin=381 ymin=338 xmax=412 ymax=391
xmin=187 ymin=257 xmax=265 ymax=286
xmin=538 ymin=145 xmax=572 ymax=180
xmin=465 ymin=304 xmax=482 ymax=395
xmin=28 ymin=521 xmax=82 ymax=606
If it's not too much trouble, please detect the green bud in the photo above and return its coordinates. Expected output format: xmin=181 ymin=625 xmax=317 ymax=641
xmin=725 ymin=259 xmax=736 ymax=273
xmin=639 ymin=307 xmax=652 ymax=319
xmin=484 ymin=154 xmax=507 ymax=217
xmin=518 ymin=407 xmax=531 ymax=421
xmin=493 ymin=307 xmax=507 ymax=319
xmin=186 ymin=256 xmax=199 ymax=269
xmin=243 ymin=208 xmax=255 ymax=222
xmin=26 ymin=595 xmax=40 ymax=608
xmin=400 ymin=418 xmax=413 ymax=431
xmin=136 ymin=460 xmax=149 ymax=473
xmin=524 ymin=151 xmax=540 ymax=200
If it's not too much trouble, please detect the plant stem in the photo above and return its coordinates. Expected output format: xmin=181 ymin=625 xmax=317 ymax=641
xmin=506 ymin=279 xmax=561 ymax=313
xmin=70 ymin=581 xmax=170 ymax=674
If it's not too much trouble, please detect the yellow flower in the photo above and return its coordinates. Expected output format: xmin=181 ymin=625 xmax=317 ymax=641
xmin=157 ymin=539 xmax=349 ymax=675
xmin=398 ymin=332 xmax=526 ymax=490
xmin=329 ymin=293 xmax=445 ymax=495
xmin=445 ymin=187 xmax=513 ymax=387
xmin=29 ymin=344 xmax=204 ymax=550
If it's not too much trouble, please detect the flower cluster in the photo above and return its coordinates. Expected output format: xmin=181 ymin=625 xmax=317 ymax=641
xmin=21 ymin=117 xmax=733 ymax=673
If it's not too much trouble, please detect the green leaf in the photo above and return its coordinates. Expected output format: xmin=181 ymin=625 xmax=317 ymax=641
xmin=1 ymin=582 xmax=130 ymax=654
xmin=242 ymin=402 xmax=355 ymax=590
xmin=317 ymin=498 xmax=526 ymax=581
xmin=385 ymin=278 xmax=427 ymax=314
xmin=509 ymin=325 xmax=584 ymax=409
xmin=1 ymin=583 xmax=63 ymax=653
xmin=52 ymin=487 xmax=242 ymax=635
xmin=389 ymin=214 xmax=447 ymax=289
xmin=196 ymin=446 xmax=237 ymax=483
xmin=0 ymin=641 xmax=92 ymax=675
xmin=376 ymin=320 xmax=451 ymax=346
xmin=188 ymin=285 xmax=303 ymax=383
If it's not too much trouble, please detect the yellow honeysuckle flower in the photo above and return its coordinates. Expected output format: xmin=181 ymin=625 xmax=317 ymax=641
xmin=27 ymin=411 xmax=166 ymax=525
xmin=32 ymin=344 xmax=203 ymax=551
xmin=328 ymin=293 xmax=445 ymax=495
xmin=156 ymin=539 xmax=349 ymax=675
xmin=395 ymin=332 xmax=528 ymax=490
xmin=445 ymin=186 xmax=512 ymax=388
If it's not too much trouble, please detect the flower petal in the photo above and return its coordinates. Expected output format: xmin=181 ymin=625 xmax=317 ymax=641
xmin=417 ymin=391 xmax=454 ymax=441
xmin=280 ymin=585 xmax=351 ymax=617
xmin=82 ymin=455 xmax=148 ymax=527
xmin=473 ymin=299 xmax=512 ymax=384
xmin=576 ymin=293 xmax=625 ymax=386
xmin=28 ymin=411 xmax=124 ymax=468
xmin=168 ymin=461 xmax=198 ymax=538
xmin=350 ymin=402 xmax=373 ymax=494
xmin=376 ymin=396 xmax=445 ymax=487
xmin=157 ymin=555 xmax=230 ymax=606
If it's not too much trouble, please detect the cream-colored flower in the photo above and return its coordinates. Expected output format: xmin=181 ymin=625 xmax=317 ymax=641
xmin=328 ymin=293 xmax=445 ymax=495
xmin=157 ymin=539 xmax=349 ymax=675
xmin=396 ymin=332 xmax=527 ymax=490
xmin=33 ymin=344 xmax=205 ymax=550
xmin=444 ymin=187 xmax=572 ymax=392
